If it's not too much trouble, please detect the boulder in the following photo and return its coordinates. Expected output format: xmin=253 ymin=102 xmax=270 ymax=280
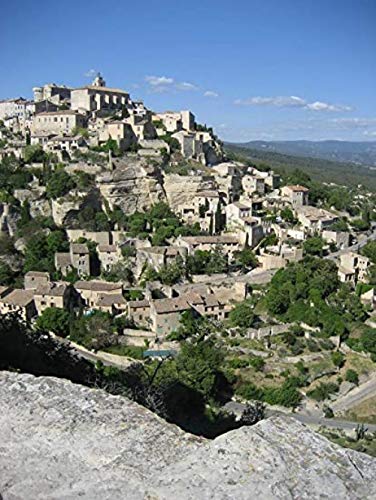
xmin=1 ymin=371 xmax=376 ymax=499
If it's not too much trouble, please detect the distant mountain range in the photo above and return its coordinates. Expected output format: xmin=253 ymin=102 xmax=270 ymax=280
xmin=230 ymin=140 xmax=376 ymax=167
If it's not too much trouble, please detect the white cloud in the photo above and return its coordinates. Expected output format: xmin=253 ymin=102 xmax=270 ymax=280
xmin=364 ymin=130 xmax=376 ymax=137
xmin=306 ymin=101 xmax=352 ymax=112
xmin=234 ymin=95 xmax=352 ymax=112
xmin=145 ymin=75 xmax=175 ymax=87
xmin=204 ymin=90 xmax=219 ymax=98
xmin=235 ymin=95 xmax=306 ymax=107
xmin=84 ymin=69 xmax=97 ymax=78
xmin=145 ymin=75 xmax=200 ymax=93
xmin=330 ymin=118 xmax=376 ymax=129
xmin=175 ymin=81 xmax=198 ymax=91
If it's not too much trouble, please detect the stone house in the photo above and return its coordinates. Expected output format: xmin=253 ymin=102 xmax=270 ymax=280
xmin=127 ymin=299 xmax=151 ymax=328
xmin=24 ymin=271 xmax=50 ymax=290
xmin=136 ymin=246 xmax=187 ymax=274
xmin=98 ymin=121 xmax=136 ymax=151
xmin=338 ymin=252 xmax=371 ymax=284
xmin=47 ymin=135 xmax=88 ymax=155
xmin=322 ymin=230 xmax=350 ymax=249
xmin=150 ymin=297 xmax=192 ymax=337
xmin=258 ymin=245 xmax=303 ymax=270
xmin=55 ymin=243 xmax=91 ymax=277
xmin=154 ymin=110 xmax=195 ymax=133
xmin=95 ymin=293 xmax=127 ymax=314
xmin=32 ymin=110 xmax=86 ymax=136
xmin=176 ymin=234 xmax=241 ymax=259
xmin=33 ymin=281 xmax=71 ymax=315
xmin=74 ymin=280 xmax=123 ymax=309
xmin=242 ymin=174 xmax=265 ymax=196
xmin=281 ymin=185 xmax=309 ymax=208
xmin=296 ymin=206 xmax=338 ymax=233
xmin=178 ymin=191 xmax=223 ymax=234
xmin=0 ymin=289 xmax=36 ymax=321
xmin=97 ymin=244 xmax=122 ymax=272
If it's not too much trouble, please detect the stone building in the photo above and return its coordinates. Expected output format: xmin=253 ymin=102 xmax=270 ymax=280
xmin=136 ymin=246 xmax=187 ymax=274
xmin=33 ymin=282 xmax=71 ymax=315
xmin=32 ymin=110 xmax=86 ymax=136
xmin=258 ymin=245 xmax=303 ymax=270
xmin=55 ymin=243 xmax=90 ymax=277
xmin=71 ymin=74 xmax=130 ymax=113
xmin=296 ymin=206 xmax=338 ymax=233
xmin=150 ymin=297 xmax=191 ymax=337
xmin=127 ymin=299 xmax=151 ymax=328
xmin=97 ymin=244 xmax=122 ymax=272
xmin=33 ymin=83 xmax=72 ymax=105
xmin=177 ymin=234 xmax=241 ymax=259
xmin=74 ymin=280 xmax=123 ymax=309
xmin=281 ymin=185 xmax=309 ymax=208
xmin=338 ymin=252 xmax=371 ymax=284
xmin=154 ymin=110 xmax=195 ymax=132
xmin=0 ymin=289 xmax=36 ymax=321
xmin=24 ymin=271 xmax=50 ymax=290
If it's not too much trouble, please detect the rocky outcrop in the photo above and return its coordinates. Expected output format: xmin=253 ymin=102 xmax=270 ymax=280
xmin=51 ymin=189 xmax=101 ymax=226
xmin=1 ymin=371 xmax=376 ymax=500
xmin=163 ymin=173 xmax=217 ymax=211
xmin=97 ymin=156 xmax=166 ymax=213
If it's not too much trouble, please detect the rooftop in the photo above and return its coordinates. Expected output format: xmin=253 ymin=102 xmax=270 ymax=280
xmin=179 ymin=235 xmax=239 ymax=245
xmin=285 ymin=185 xmax=309 ymax=192
xmin=75 ymin=280 xmax=123 ymax=292
xmin=152 ymin=297 xmax=191 ymax=314
xmin=0 ymin=289 xmax=34 ymax=307
xmin=71 ymin=243 xmax=89 ymax=254
xmin=96 ymin=293 xmax=126 ymax=307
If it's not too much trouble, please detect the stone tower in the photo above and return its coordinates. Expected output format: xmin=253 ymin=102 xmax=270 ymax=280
xmin=92 ymin=72 xmax=106 ymax=87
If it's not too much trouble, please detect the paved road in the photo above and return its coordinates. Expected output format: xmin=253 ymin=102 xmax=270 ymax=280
xmin=326 ymin=224 xmax=376 ymax=261
xmin=331 ymin=374 xmax=376 ymax=414
xmin=224 ymin=400 xmax=376 ymax=432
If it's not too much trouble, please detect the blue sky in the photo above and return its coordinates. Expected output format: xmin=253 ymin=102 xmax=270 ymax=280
xmin=1 ymin=0 xmax=375 ymax=141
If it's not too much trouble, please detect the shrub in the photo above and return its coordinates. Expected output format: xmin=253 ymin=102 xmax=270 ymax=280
xmin=345 ymin=369 xmax=359 ymax=385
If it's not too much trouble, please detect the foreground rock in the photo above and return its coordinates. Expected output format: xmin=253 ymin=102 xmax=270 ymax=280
xmin=1 ymin=372 xmax=375 ymax=500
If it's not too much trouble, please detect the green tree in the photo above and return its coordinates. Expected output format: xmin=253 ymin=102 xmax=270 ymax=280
xmin=228 ymin=300 xmax=255 ymax=329
xmin=303 ymin=236 xmax=325 ymax=256
xmin=234 ymin=248 xmax=258 ymax=271
xmin=176 ymin=339 xmax=224 ymax=401
xmin=0 ymin=261 xmax=14 ymax=285
xmin=362 ymin=241 xmax=376 ymax=264
xmin=35 ymin=308 xmax=70 ymax=337
xmin=345 ymin=369 xmax=359 ymax=385
xmin=46 ymin=170 xmax=76 ymax=199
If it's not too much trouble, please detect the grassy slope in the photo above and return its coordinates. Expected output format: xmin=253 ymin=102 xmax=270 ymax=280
xmin=225 ymin=144 xmax=376 ymax=190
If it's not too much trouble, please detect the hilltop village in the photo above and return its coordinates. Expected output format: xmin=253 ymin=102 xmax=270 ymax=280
xmin=1 ymin=74 xmax=376 ymax=422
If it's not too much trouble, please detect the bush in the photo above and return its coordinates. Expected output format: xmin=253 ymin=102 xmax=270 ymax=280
xmin=235 ymin=382 xmax=264 ymax=401
xmin=345 ymin=369 xmax=359 ymax=385
xmin=35 ymin=308 xmax=70 ymax=337
xmin=307 ymin=382 xmax=339 ymax=402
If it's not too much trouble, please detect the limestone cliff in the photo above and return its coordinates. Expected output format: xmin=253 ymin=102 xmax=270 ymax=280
xmin=97 ymin=156 xmax=166 ymax=213
xmin=1 ymin=372 xmax=375 ymax=499
xmin=163 ymin=173 xmax=217 ymax=211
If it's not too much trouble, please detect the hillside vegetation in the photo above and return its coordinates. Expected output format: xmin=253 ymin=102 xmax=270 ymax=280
xmin=225 ymin=144 xmax=376 ymax=190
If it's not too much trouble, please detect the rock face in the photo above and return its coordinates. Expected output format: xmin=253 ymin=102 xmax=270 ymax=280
xmin=163 ymin=173 xmax=217 ymax=211
xmin=97 ymin=156 xmax=166 ymax=213
xmin=1 ymin=371 xmax=376 ymax=500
